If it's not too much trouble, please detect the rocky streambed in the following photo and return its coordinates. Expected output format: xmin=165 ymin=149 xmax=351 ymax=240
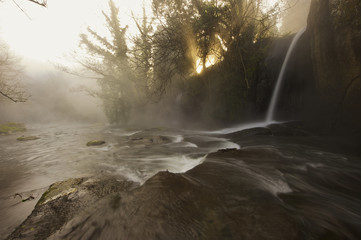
xmin=2 ymin=123 xmax=361 ymax=239
xmin=8 ymin=149 xmax=303 ymax=240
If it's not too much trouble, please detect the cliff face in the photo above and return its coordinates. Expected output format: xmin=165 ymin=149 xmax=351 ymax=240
xmin=307 ymin=0 xmax=361 ymax=132
xmin=255 ymin=32 xmax=315 ymax=123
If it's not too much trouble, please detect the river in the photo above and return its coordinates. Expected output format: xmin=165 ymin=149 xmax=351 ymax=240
xmin=1 ymin=122 xmax=361 ymax=239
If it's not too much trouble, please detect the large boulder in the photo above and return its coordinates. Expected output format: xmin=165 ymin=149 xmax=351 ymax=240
xmin=6 ymin=177 xmax=137 ymax=240
xmin=7 ymin=151 xmax=304 ymax=240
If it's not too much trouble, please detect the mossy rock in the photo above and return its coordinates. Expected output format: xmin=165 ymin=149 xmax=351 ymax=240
xmin=16 ymin=136 xmax=40 ymax=141
xmin=0 ymin=122 xmax=26 ymax=135
xmin=86 ymin=140 xmax=106 ymax=146
xmin=37 ymin=178 xmax=85 ymax=206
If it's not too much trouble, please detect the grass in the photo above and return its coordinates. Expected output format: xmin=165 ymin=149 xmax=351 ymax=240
xmin=0 ymin=122 xmax=26 ymax=135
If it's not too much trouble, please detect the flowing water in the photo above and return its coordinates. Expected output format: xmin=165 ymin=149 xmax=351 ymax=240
xmin=0 ymin=123 xmax=239 ymax=237
xmin=1 ymin=28 xmax=359 ymax=240
xmin=1 ymin=123 xmax=361 ymax=239
xmin=266 ymin=28 xmax=306 ymax=122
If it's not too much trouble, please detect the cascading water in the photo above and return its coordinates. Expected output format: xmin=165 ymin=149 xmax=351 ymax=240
xmin=205 ymin=28 xmax=307 ymax=135
xmin=265 ymin=28 xmax=306 ymax=123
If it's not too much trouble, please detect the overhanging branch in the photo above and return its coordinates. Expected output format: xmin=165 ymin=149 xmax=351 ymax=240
xmin=27 ymin=0 xmax=47 ymax=7
xmin=0 ymin=90 xmax=26 ymax=102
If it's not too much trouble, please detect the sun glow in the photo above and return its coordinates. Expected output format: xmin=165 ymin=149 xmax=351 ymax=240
xmin=195 ymin=55 xmax=217 ymax=74
xmin=0 ymin=0 xmax=148 ymax=63
xmin=196 ymin=59 xmax=203 ymax=74
xmin=216 ymin=34 xmax=228 ymax=51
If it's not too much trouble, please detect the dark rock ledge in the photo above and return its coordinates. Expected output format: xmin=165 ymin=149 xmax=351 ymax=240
xmin=7 ymin=149 xmax=304 ymax=240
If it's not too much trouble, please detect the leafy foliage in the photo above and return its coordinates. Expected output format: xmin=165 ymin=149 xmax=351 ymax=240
xmin=79 ymin=0 xmax=137 ymax=124
xmin=79 ymin=0 xmax=281 ymax=125
xmin=331 ymin=0 xmax=361 ymax=29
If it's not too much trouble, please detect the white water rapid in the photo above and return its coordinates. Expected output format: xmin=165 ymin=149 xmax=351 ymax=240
xmin=265 ymin=28 xmax=306 ymax=123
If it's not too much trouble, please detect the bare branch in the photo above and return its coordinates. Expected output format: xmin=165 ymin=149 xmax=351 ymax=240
xmin=0 ymin=41 xmax=29 ymax=103
xmin=27 ymin=0 xmax=47 ymax=7
xmin=12 ymin=0 xmax=32 ymax=20
xmin=0 ymin=90 xmax=22 ymax=102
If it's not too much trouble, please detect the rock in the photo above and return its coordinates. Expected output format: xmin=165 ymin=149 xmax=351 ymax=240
xmin=307 ymin=0 xmax=361 ymax=132
xmin=86 ymin=140 xmax=106 ymax=146
xmin=16 ymin=136 xmax=39 ymax=141
xmin=129 ymin=135 xmax=172 ymax=144
xmin=150 ymin=135 xmax=172 ymax=143
xmin=227 ymin=127 xmax=273 ymax=139
xmin=36 ymin=178 xmax=84 ymax=206
xmin=7 ymin=149 xmax=305 ymax=240
xmin=6 ymin=177 xmax=137 ymax=240
xmin=0 ymin=123 xmax=26 ymax=135
xmin=267 ymin=123 xmax=313 ymax=137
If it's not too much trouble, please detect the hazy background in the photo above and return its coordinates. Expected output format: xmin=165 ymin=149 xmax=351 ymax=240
xmin=0 ymin=60 xmax=105 ymax=124
xmin=0 ymin=0 xmax=311 ymax=125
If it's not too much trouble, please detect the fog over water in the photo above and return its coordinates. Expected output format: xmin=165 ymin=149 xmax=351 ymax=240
xmin=2 ymin=1 xmax=361 ymax=240
xmin=0 ymin=62 xmax=105 ymax=124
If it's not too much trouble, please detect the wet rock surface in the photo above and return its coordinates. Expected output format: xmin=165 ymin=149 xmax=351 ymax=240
xmin=86 ymin=140 xmax=106 ymax=146
xmin=7 ymin=150 xmax=303 ymax=240
xmin=16 ymin=136 xmax=40 ymax=141
xmin=307 ymin=0 xmax=361 ymax=132
xmin=6 ymin=177 xmax=138 ymax=240
xmin=4 ymin=123 xmax=361 ymax=240
xmin=128 ymin=134 xmax=173 ymax=145
xmin=0 ymin=123 xmax=26 ymax=135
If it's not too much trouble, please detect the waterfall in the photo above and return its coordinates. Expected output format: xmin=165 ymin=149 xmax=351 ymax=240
xmin=265 ymin=28 xmax=306 ymax=123
xmin=203 ymin=28 xmax=307 ymax=135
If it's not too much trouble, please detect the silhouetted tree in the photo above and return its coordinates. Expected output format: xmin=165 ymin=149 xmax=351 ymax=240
xmin=130 ymin=7 xmax=154 ymax=97
xmin=0 ymin=41 xmax=28 ymax=102
xmin=78 ymin=0 xmax=136 ymax=124
xmin=149 ymin=0 xmax=196 ymax=98
xmin=148 ymin=0 xmax=279 ymax=95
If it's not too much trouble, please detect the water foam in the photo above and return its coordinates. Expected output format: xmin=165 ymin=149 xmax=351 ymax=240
xmin=204 ymin=121 xmax=270 ymax=135
xmin=172 ymin=135 xmax=184 ymax=143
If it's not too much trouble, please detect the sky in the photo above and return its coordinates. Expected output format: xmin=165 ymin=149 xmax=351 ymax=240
xmin=0 ymin=0 xmax=305 ymax=69
xmin=0 ymin=0 xmax=148 ymax=123
xmin=0 ymin=0 xmax=149 ymax=65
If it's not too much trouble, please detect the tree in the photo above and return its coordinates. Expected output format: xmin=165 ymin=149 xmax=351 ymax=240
xmin=78 ymin=0 xmax=136 ymax=124
xmin=130 ymin=7 xmax=154 ymax=97
xmin=193 ymin=1 xmax=228 ymax=70
xmin=147 ymin=0 xmax=279 ymax=94
xmin=0 ymin=41 xmax=28 ymax=102
xmin=1 ymin=0 xmax=47 ymax=7
xmin=73 ymin=0 xmax=281 ymax=124
xmin=149 ymin=0 xmax=197 ymax=98
xmin=26 ymin=0 xmax=46 ymax=7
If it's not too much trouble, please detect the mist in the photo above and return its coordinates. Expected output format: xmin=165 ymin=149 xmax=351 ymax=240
xmin=279 ymin=0 xmax=311 ymax=33
xmin=0 ymin=60 xmax=105 ymax=125
xmin=1 ymin=1 xmax=361 ymax=240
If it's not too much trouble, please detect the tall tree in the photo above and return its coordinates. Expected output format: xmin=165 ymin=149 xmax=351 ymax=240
xmin=193 ymin=0 xmax=232 ymax=68
xmin=149 ymin=0 xmax=197 ymax=97
xmin=130 ymin=7 xmax=154 ymax=97
xmin=148 ymin=0 xmax=279 ymax=94
xmin=79 ymin=0 xmax=136 ymax=124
